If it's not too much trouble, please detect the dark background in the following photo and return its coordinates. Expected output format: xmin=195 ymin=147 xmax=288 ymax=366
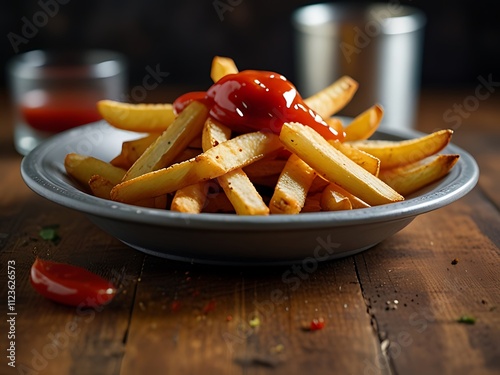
xmin=1 ymin=0 xmax=499 ymax=95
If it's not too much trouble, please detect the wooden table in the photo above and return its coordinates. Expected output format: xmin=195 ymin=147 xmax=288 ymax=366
xmin=1 ymin=89 xmax=499 ymax=375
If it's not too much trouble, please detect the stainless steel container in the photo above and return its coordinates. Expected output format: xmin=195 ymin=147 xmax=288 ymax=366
xmin=292 ymin=3 xmax=426 ymax=130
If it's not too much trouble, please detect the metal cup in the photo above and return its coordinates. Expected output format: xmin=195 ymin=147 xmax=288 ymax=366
xmin=292 ymin=3 xmax=426 ymax=130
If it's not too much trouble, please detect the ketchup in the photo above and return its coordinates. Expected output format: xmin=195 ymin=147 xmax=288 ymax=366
xmin=30 ymin=258 xmax=116 ymax=307
xmin=173 ymin=71 xmax=343 ymax=141
xmin=20 ymin=89 xmax=102 ymax=133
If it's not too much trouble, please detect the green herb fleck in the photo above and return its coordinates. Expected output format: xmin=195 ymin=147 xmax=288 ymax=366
xmin=39 ymin=225 xmax=60 ymax=244
xmin=457 ymin=315 xmax=476 ymax=325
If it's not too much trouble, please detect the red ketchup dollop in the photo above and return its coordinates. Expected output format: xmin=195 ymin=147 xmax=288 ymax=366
xmin=173 ymin=70 xmax=343 ymax=141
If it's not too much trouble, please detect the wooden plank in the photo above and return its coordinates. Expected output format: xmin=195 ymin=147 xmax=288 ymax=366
xmin=121 ymin=255 xmax=388 ymax=375
xmin=355 ymin=189 xmax=500 ymax=375
xmin=0 ymin=188 xmax=143 ymax=375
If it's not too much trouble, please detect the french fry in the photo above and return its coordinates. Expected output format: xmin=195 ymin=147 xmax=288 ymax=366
xmin=171 ymin=147 xmax=203 ymax=165
xmin=203 ymin=191 xmax=235 ymax=213
xmin=65 ymin=153 xmax=126 ymax=187
xmin=269 ymin=154 xmax=316 ymax=214
xmin=301 ymin=192 xmax=322 ymax=213
xmin=111 ymin=131 xmax=283 ymax=203
xmin=243 ymin=159 xmax=287 ymax=179
xmin=123 ymin=101 xmax=209 ymax=181
xmin=321 ymin=185 xmax=352 ymax=211
xmin=379 ymin=154 xmax=460 ymax=196
xmin=329 ymin=140 xmax=380 ymax=176
xmin=210 ymin=56 xmax=239 ymax=83
xmin=217 ymin=169 xmax=270 ymax=215
xmin=88 ymin=174 xmax=166 ymax=208
xmin=325 ymin=117 xmax=344 ymax=132
xmin=201 ymin=117 xmax=231 ymax=151
xmin=154 ymin=195 xmax=168 ymax=209
xmin=97 ymin=100 xmax=176 ymax=133
xmin=88 ymin=175 xmax=116 ymax=199
xmin=308 ymin=176 xmax=330 ymax=194
xmin=279 ymin=122 xmax=404 ymax=206
xmin=203 ymin=118 xmax=269 ymax=215
xmin=171 ymin=182 xmax=208 ymax=213
xmin=247 ymin=174 xmax=281 ymax=188
xmin=350 ymin=129 xmax=453 ymax=169
xmin=111 ymin=134 xmax=160 ymax=169
xmin=322 ymin=182 xmax=370 ymax=209
xmin=304 ymin=76 xmax=358 ymax=119
xmin=343 ymin=104 xmax=384 ymax=142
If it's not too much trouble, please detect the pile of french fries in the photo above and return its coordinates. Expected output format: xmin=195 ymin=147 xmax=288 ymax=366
xmin=64 ymin=56 xmax=459 ymax=215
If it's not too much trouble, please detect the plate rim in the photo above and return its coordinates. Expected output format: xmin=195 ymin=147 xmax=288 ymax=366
xmin=20 ymin=121 xmax=480 ymax=231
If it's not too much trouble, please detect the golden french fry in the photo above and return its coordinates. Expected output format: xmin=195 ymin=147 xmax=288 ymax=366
xmin=203 ymin=118 xmax=269 ymax=215
xmin=325 ymin=117 xmax=344 ymax=132
xmin=322 ymin=182 xmax=370 ymax=209
xmin=308 ymin=176 xmax=330 ymax=194
xmin=269 ymin=154 xmax=316 ymax=214
xmin=243 ymin=159 xmax=287 ymax=179
xmin=171 ymin=182 xmax=208 ymax=213
xmin=304 ymin=76 xmax=358 ymax=119
xmin=350 ymin=129 xmax=453 ymax=169
xmin=111 ymin=131 xmax=283 ymax=203
xmin=123 ymin=101 xmax=209 ymax=181
xmin=88 ymin=175 xmax=116 ymax=199
xmin=217 ymin=169 xmax=270 ymax=215
xmin=379 ymin=154 xmax=460 ymax=196
xmin=154 ymin=195 xmax=168 ymax=209
xmin=171 ymin=147 xmax=203 ymax=165
xmin=201 ymin=117 xmax=231 ymax=151
xmin=89 ymin=174 xmax=165 ymax=208
xmin=203 ymin=192 xmax=235 ymax=213
xmin=246 ymin=174 xmax=281 ymax=188
xmin=111 ymin=134 xmax=160 ymax=169
xmin=97 ymin=100 xmax=176 ymax=133
xmin=279 ymin=122 xmax=404 ymax=206
xmin=329 ymin=140 xmax=380 ymax=176
xmin=65 ymin=153 xmax=126 ymax=187
xmin=343 ymin=104 xmax=384 ymax=142
xmin=210 ymin=56 xmax=239 ymax=82
xmin=321 ymin=185 xmax=352 ymax=211
xmin=301 ymin=192 xmax=323 ymax=213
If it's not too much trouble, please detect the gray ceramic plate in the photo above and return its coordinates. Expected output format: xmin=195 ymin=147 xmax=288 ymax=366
xmin=21 ymin=121 xmax=479 ymax=265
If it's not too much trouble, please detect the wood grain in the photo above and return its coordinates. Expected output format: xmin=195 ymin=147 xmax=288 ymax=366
xmin=121 ymin=257 xmax=386 ymax=375
xmin=355 ymin=190 xmax=500 ymax=375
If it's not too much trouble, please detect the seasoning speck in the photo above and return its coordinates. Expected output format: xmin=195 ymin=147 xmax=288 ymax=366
xmin=249 ymin=317 xmax=261 ymax=328
xmin=271 ymin=344 xmax=284 ymax=353
xmin=451 ymin=258 xmax=459 ymax=265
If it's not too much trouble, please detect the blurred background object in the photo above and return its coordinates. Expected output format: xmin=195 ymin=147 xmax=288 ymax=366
xmin=293 ymin=3 xmax=426 ymax=130
xmin=8 ymin=49 xmax=127 ymax=154
xmin=1 ymin=0 xmax=499 ymax=102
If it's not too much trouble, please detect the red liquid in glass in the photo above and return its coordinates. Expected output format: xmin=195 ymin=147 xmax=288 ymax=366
xmin=20 ymin=89 xmax=102 ymax=133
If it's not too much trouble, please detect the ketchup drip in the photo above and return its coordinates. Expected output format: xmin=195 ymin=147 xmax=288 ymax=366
xmin=173 ymin=71 xmax=343 ymax=141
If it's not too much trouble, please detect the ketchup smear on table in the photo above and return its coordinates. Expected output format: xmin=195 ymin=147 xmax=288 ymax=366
xmin=30 ymin=258 xmax=116 ymax=307
xmin=173 ymin=70 xmax=344 ymax=141
xmin=20 ymin=89 xmax=102 ymax=133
